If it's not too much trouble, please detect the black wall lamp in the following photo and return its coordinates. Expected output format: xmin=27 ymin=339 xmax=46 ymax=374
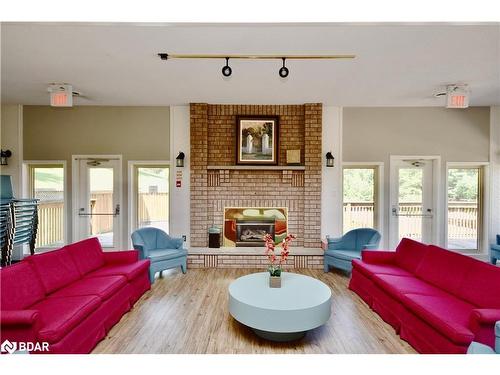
xmin=0 ymin=149 xmax=12 ymax=166
xmin=222 ymin=57 xmax=232 ymax=77
xmin=325 ymin=152 xmax=334 ymax=168
xmin=176 ymin=152 xmax=185 ymax=168
xmin=279 ymin=58 xmax=289 ymax=78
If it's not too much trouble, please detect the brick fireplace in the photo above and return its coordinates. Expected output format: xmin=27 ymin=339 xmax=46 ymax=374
xmin=189 ymin=103 xmax=324 ymax=268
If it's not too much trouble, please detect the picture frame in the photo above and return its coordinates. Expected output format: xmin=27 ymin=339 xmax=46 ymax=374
xmin=236 ymin=116 xmax=279 ymax=165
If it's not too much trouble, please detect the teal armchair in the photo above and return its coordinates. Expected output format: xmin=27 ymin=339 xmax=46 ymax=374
xmin=467 ymin=321 xmax=500 ymax=354
xmin=324 ymin=228 xmax=381 ymax=273
xmin=131 ymin=227 xmax=187 ymax=283
xmin=490 ymin=235 xmax=500 ymax=265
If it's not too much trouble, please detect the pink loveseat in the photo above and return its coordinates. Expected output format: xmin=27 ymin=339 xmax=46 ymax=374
xmin=349 ymin=238 xmax=500 ymax=353
xmin=0 ymin=238 xmax=150 ymax=353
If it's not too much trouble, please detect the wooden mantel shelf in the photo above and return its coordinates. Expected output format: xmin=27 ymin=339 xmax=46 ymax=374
xmin=206 ymin=165 xmax=306 ymax=171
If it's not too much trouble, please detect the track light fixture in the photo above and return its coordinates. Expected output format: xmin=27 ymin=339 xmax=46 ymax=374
xmin=222 ymin=57 xmax=232 ymax=77
xmin=158 ymin=53 xmax=356 ymax=78
xmin=279 ymin=58 xmax=289 ymax=78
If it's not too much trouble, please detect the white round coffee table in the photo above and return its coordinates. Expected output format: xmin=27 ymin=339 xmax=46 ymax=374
xmin=228 ymin=272 xmax=332 ymax=341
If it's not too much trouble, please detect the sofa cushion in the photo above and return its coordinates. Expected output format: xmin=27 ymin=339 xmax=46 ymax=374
xmin=49 ymin=275 xmax=128 ymax=301
xmin=84 ymin=259 xmax=150 ymax=281
xmin=352 ymin=259 xmax=414 ymax=279
xmin=148 ymin=248 xmax=188 ymax=262
xmin=325 ymin=249 xmax=360 ymax=261
xmin=401 ymin=293 xmax=475 ymax=345
xmin=459 ymin=260 xmax=500 ymax=308
xmin=415 ymin=245 xmax=474 ymax=296
xmin=372 ymin=274 xmax=447 ymax=301
xmin=31 ymin=295 xmax=101 ymax=343
xmin=394 ymin=238 xmax=429 ymax=273
xmin=27 ymin=248 xmax=81 ymax=294
xmin=0 ymin=262 xmax=45 ymax=310
xmin=66 ymin=237 xmax=105 ymax=275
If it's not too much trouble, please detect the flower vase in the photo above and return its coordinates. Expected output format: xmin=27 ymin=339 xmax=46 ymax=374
xmin=269 ymin=275 xmax=281 ymax=288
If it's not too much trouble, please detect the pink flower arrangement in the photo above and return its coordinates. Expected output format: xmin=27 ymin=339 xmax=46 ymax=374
xmin=264 ymin=233 xmax=296 ymax=277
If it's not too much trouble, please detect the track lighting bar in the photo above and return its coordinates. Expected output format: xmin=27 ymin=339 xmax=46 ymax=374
xmin=158 ymin=53 xmax=355 ymax=60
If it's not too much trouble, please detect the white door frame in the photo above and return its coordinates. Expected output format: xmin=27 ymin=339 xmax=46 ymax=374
xmin=341 ymin=162 xmax=385 ymax=243
xmin=389 ymin=155 xmax=441 ymax=247
xmin=22 ymin=160 xmax=69 ymax=249
xmin=127 ymin=160 xmax=172 ymax=247
xmin=72 ymin=155 xmax=123 ymax=250
xmin=445 ymin=162 xmax=489 ymax=254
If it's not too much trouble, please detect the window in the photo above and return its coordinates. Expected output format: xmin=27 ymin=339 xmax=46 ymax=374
xmin=447 ymin=167 xmax=483 ymax=251
xmin=343 ymin=166 xmax=379 ymax=233
xmin=28 ymin=163 xmax=65 ymax=248
xmin=132 ymin=165 xmax=170 ymax=233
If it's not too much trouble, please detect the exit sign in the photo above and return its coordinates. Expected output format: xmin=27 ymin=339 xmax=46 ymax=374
xmin=49 ymin=84 xmax=73 ymax=107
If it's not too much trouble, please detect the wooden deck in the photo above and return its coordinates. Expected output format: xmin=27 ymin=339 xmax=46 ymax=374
xmin=93 ymin=268 xmax=415 ymax=354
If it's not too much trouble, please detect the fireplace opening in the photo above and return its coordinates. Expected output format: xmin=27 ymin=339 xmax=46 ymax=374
xmin=235 ymin=220 xmax=275 ymax=247
xmin=223 ymin=207 xmax=287 ymax=247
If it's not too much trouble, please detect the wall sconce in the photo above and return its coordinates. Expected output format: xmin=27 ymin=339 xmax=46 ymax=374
xmin=176 ymin=152 xmax=185 ymax=168
xmin=325 ymin=152 xmax=334 ymax=168
xmin=0 ymin=149 xmax=12 ymax=166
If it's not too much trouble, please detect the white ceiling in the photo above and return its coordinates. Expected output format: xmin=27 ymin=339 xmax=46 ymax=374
xmin=1 ymin=23 xmax=499 ymax=106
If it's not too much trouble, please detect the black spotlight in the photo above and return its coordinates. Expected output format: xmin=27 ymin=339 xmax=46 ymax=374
xmin=222 ymin=57 xmax=232 ymax=77
xmin=279 ymin=58 xmax=289 ymax=78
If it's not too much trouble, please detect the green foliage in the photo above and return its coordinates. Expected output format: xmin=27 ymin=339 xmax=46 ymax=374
xmin=448 ymin=168 xmax=478 ymax=202
xmin=398 ymin=169 xmax=423 ymax=203
xmin=343 ymin=169 xmax=374 ymax=202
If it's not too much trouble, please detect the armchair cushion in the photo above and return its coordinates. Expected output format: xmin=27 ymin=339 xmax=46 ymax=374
xmin=325 ymin=249 xmax=360 ymax=261
xmin=148 ymin=248 xmax=188 ymax=262
xmin=157 ymin=233 xmax=183 ymax=249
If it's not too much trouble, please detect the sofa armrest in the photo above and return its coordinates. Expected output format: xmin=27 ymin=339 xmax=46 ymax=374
xmin=362 ymin=243 xmax=379 ymax=250
xmin=361 ymin=250 xmax=396 ymax=264
xmin=470 ymin=309 xmax=500 ymax=325
xmin=103 ymin=250 xmax=139 ymax=265
xmin=1 ymin=310 xmax=39 ymax=326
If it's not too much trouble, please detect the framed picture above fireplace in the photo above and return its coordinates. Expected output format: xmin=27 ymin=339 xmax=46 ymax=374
xmin=236 ymin=116 xmax=279 ymax=165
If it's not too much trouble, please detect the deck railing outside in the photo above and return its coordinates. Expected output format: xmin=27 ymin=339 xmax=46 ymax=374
xmin=36 ymin=191 xmax=169 ymax=248
xmin=343 ymin=201 xmax=478 ymax=243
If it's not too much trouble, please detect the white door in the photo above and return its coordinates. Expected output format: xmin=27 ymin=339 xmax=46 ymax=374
xmin=390 ymin=159 xmax=434 ymax=247
xmin=73 ymin=157 xmax=122 ymax=250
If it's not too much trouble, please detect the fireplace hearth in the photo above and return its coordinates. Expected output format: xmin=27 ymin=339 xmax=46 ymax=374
xmin=235 ymin=220 xmax=275 ymax=247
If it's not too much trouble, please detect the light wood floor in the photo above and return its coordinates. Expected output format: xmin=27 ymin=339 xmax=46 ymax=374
xmin=93 ymin=268 xmax=416 ymax=354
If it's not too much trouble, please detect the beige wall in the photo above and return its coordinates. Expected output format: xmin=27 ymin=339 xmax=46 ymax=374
xmin=343 ymin=107 xmax=490 ymax=248
xmin=23 ymin=105 xmax=170 ymax=248
xmin=0 ymin=104 xmax=23 ymax=196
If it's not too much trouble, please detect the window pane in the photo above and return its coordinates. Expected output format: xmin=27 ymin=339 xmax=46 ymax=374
xmin=447 ymin=168 xmax=480 ymax=250
xmin=398 ymin=168 xmax=423 ymax=242
xmin=89 ymin=168 xmax=114 ymax=247
xmin=32 ymin=166 xmax=64 ymax=248
xmin=137 ymin=167 xmax=169 ymax=232
xmin=343 ymin=168 xmax=375 ymax=233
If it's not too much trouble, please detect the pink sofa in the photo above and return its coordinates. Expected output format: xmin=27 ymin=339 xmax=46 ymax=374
xmin=349 ymin=238 xmax=500 ymax=353
xmin=0 ymin=238 xmax=150 ymax=354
